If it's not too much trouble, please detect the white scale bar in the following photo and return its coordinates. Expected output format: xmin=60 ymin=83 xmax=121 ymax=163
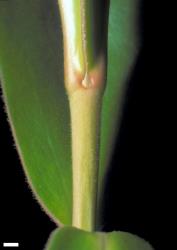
xmin=3 ymin=243 xmax=19 ymax=247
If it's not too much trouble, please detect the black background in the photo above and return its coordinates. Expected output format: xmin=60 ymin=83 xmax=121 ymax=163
xmin=0 ymin=1 xmax=168 ymax=250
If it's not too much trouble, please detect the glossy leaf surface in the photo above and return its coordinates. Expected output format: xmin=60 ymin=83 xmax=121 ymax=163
xmin=0 ymin=0 xmax=140 ymax=225
xmin=45 ymin=227 xmax=153 ymax=250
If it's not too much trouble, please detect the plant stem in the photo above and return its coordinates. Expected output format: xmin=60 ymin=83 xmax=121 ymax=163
xmin=69 ymin=89 xmax=102 ymax=231
xmin=57 ymin=0 xmax=109 ymax=231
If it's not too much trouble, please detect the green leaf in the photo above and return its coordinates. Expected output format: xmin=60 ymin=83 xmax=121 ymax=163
xmin=98 ymin=0 xmax=140 ymax=208
xmin=0 ymin=0 xmax=72 ymax=224
xmin=0 ymin=0 xmax=140 ymax=226
xmin=45 ymin=227 xmax=154 ymax=250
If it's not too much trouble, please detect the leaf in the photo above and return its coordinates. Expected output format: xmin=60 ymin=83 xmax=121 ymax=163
xmin=0 ymin=0 xmax=140 ymax=226
xmin=0 ymin=0 xmax=72 ymax=224
xmin=45 ymin=227 xmax=154 ymax=250
xmin=98 ymin=0 xmax=140 ymax=209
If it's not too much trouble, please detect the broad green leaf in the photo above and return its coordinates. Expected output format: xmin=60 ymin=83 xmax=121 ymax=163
xmin=0 ymin=0 xmax=72 ymax=224
xmin=45 ymin=227 xmax=154 ymax=250
xmin=0 ymin=0 xmax=140 ymax=226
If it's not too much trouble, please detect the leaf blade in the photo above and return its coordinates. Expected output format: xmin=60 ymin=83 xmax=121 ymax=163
xmin=98 ymin=0 xmax=141 ymax=225
xmin=0 ymin=0 xmax=72 ymax=224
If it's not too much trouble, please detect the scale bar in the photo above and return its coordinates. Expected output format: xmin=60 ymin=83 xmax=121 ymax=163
xmin=3 ymin=243 xmax=19 ymax=247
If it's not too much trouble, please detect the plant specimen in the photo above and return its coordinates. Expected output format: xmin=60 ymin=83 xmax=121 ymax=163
xmin=0 ymin=0 xmax=154 ymax=249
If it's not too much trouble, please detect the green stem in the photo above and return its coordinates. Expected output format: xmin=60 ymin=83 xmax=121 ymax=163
xmin=57 ymin=0 xmax=109 ymax=231
xmin=69 ymin=89 xmax=102 ymax=231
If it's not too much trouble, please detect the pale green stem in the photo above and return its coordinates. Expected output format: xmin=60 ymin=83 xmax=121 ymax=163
xmin=57 ymin=0 xmax=109 ymax=231
xmin=69 ymin=89 xmax=102 ymax=231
